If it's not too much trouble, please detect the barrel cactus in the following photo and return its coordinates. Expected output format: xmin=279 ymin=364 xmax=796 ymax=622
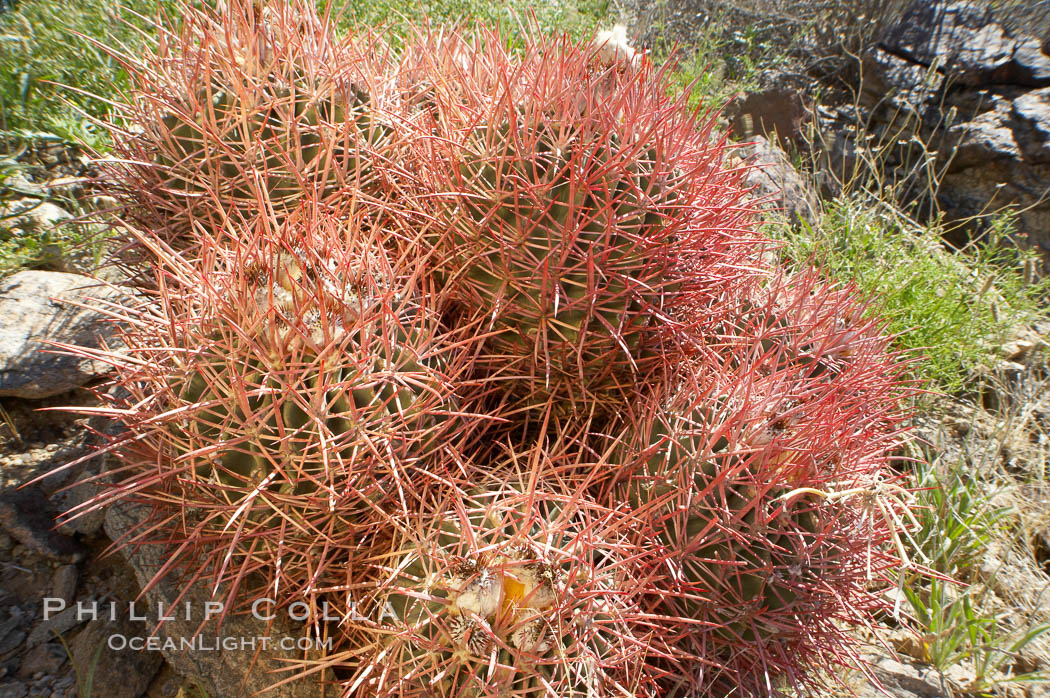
xmin=610 ymin=269 xmax=912 ymax=695
xmin=403 ymin=28 xmax=762 ymax=419
xmin=333 ymin=478 xmax=655 ymax=697
xmin=71 ymin=10 xmax=920 ymax=698
xmin=86 ymin=209 xmax=483 ymax=607
xmin=100 ymin=0 xmax=395 ymax=249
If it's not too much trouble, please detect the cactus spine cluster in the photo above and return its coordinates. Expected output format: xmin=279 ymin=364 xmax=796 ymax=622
xmin=338 ymin=482 xmax=650 ymax=697
xmin=102 ymin=0 xmax=393 ymax=249
xmin=78 ymin=3 xmax=915 ymax=696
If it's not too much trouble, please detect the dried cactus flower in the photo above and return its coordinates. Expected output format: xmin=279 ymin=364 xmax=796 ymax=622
xmin=593 ymin=24 xmax=640 ymax=69
xmin=331 ymin=478 xmax=657 ymax=697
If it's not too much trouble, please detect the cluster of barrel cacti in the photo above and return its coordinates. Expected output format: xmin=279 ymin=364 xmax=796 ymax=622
xmin=79 ymin=1 xmax=915 ymax=695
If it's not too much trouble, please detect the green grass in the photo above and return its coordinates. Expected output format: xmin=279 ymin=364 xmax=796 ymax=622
xmin=904 ymin=456 xmax=1013 ymax=580
xmin=895 ymin=456 xmax=1050 ymax=694
xmin=0 ymin=0 xmax=608 ymax=139
xmin=0 ymin=0 xmax=609 ymax=277
xmin=0 ymin=0 xmax=178 ymax=135
xmin=327 ymin=0 xmax=609 ymax=40
xmin=772 ymin=199 xmax=1050 ymax=393
xmin=665 ymin=25 xmax=781 ymax=112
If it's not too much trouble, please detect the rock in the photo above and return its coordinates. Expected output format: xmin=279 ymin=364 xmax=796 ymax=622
xmin=0 ymin=488 xmax=85 ymax=564
xmin=0 ymin=606 xmax=27 ymax=657
xmin=860 ymin=49 xmax=943 ymax=114
xmin=52 ymin=676 xmax=75 ymax=698
xmin=89 ymin=196 xmax=119 ymax=212
xmin=0 ymin=682 xmax=28 ymax=698
xmin=861 ymin=654 xmax=954 ymax=696
xmin=946 ymin=109 xmax=1019 ymax=170
xmin=727 ymin=87 xmax=810 ymax=150
xmin=70 ymin=618 xmax=163 ymax=698
xmin=846 ymin=1 xmax=1050 ymax=270
xmin=102 ymin=501 xmax=325 ymax=698
xmin=1013 ymin=38 xmax=1050 ymax=87
xmin=0 ymin=200 xmax=71 ymax=237
xmin=143 ymin=664 xmax=188 ymax=698
xmin=880 ymin=1 xmax=1050 ymax=88
xmin=26 ymin=605 xmax=84 ymax=649
xmin=0 ymin=604 xmax=25 ymax=654
xmin=16 ymin=642 xmax=67 ymax=679
xmin=737 ymin=135 xmax=820 ymax=227
xmin=50 ymin=414 xmax=121 ymax=538
xmin=50 ymin=466 xmax=106 ymax=539
xmin=0 ymin=172 xmax=47 ymax=199
xmin=49 ymin=566 xmax=78 ymax=607
xmin=42 ymin=177 xmax=88 ymax=201
xmin=1000 ymin=337 xmax=1040 ymax=361
xmin=0 ymin=628 xmax=26 ymax=659
xmin=995 ymin=359 xmax=1026 ymax=381
xmin=1012 ymin=88 xmax=1050 ymax=164
xmin=0 ymin=271 xmax=127 ymax=398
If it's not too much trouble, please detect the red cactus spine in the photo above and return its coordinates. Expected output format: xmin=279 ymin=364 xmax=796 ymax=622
xmin=401 ymin=27 xmax=764 ymax=420
xmin=78 ymin=205 xmax=486 ymax=610
xmin=610 ymin=269 xmax=914 ymax=695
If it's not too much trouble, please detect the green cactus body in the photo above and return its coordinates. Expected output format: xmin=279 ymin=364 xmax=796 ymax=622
xmin=156 ymin=77 xmax=383 ymax=223
xmin=624 ymin=406 xmax=828 ymax=646
xmin=440 ymin=114 xmax=675 ymax=414
xmin=342 ymin=486 xmax=644 ymax=697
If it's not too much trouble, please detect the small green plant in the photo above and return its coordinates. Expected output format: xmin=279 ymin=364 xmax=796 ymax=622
xmin=663 ymin=23 xmax=780 ymax=112
xmin=967 ymin=616 xmax=1050 ymax=695
xmin=903 ymin=579 xmax=1050 ymax=695
xmin=56 ymin=630 xmax=104 ymax=698
xmin=0 ymin=220 xmax=105 ymax=275
xmin=897 ymin=458 xmax=1050 ymax=694
xmin=905 ymin=458 xmax=1013 ymax=578
xmin=772 ymin=199 xmax=1049 ymax=393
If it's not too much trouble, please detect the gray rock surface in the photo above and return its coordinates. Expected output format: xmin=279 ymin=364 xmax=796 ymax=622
xmin=49 ymin=565 xmax=78 ymax=607
xmin=848 ymin=0 xmax=1050 ymax=268
xmin=0 ymin=270 xmax=126 ymax=398
xmin=26 ymin=605 xmax=84 ymax=648
xmin=736 ymin=135 xmax=820 ymax=227
xmin=16 ymin=642 xmax=68 ymax=679
xmin=0 ymin=199 xmax=72 ymax=236
xmin=103 ymin=501 xmax=327 ymax=698
xmin=1013 ymin=88 xmax=1050 ymax=163
xmin=70 ymin=617 xmax=163 ymax=698
xmin=858 ymin=655 xmax=953 ymax=696
xmin=0 ymin=606 xmax=27 ymax=657
xmin=0 ymin=486 xmax=86 ymax=563
xmin=0 ymin=682 xmax=27 ymax=698
xmin=879 ymin=0 xmax=1050 ymax=88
